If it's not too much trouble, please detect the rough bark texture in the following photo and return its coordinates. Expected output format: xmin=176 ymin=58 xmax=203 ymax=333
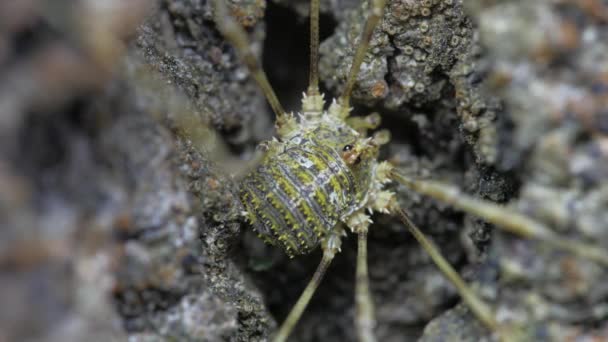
xmin=2 ymin=0 xmax=607 ymax=341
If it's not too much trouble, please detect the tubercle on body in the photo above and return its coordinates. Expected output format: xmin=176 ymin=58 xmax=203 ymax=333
xmin=238 ymin=93 xmax=394 ymax=258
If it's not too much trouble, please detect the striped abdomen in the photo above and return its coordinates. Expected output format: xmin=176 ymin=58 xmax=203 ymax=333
xmin=239 ymin=137 xmax=359 ymax=257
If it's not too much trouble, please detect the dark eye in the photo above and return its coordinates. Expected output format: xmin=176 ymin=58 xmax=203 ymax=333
xmin=343 ymin=144 xmax=353 ymax=151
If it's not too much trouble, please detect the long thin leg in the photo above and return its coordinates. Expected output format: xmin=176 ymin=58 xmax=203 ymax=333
xmin=391 ymin=171 xmax=608 ymax=267
xmin=273 ymin=250 xmax=335 ymax=342
xmin=308 ymin=0 xmax=320 ymax=96
xmin=302 ymin=0 xmax=325 ymax=113
xmin=128 ymin=62 xmax=266 ymax=179
xmin=392 ymin=207 xmax=500 ymax=334
xmin=356 ymin=231 xmax=376 ymax=342
xmin=333 ymin=0 xmax=386 ymax=117
xmin=212 ymin=0 xmax=285 ymax=118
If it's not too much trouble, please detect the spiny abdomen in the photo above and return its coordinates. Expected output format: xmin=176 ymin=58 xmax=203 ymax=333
xmin=239 ymin=138 xmax=358 ymax=257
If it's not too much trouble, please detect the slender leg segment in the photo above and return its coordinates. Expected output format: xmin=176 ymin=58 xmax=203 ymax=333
xmin=212 ymin=0 xmax=285 ymax=118
xmin=302 ymin=0 xmax=325 ymax=113
xmin=356 ymin=231 xmax=376 ymax=342
xmin=273 ymin=250 xmax=336 ymax=342
xmin=335 ymin=0 xmax=386 ymax=116
xmin=392 ymin=207 xmax=500 ymax=335
xmin=308 ymin=0 xmax=320 ymax=96
xmin=391 ymin=172 xmax=608 ymax=267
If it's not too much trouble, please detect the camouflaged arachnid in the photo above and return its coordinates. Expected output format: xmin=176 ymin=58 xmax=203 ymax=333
xmin=239 ymin=112 xmax=384 ymax=257
xmin=212 ymin=0 xmax=398 ymax=337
